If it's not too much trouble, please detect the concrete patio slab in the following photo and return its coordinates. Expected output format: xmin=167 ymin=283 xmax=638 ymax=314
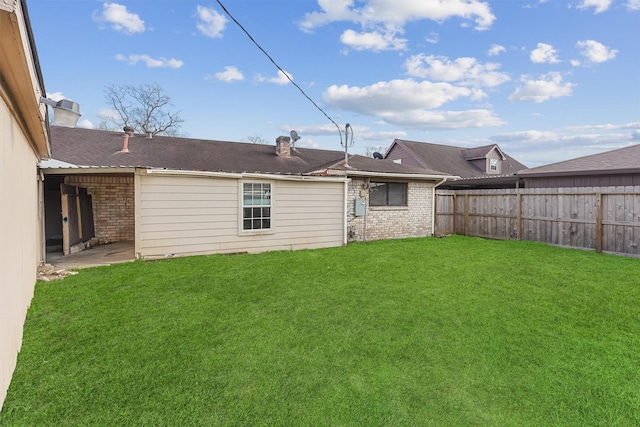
xmin=45 ymin=241 xmax=135 ymax=270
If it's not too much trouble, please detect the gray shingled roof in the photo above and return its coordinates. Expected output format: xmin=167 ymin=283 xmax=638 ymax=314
xmin=317 ymin=154 xmax=452 ymax=177
xmin=46 ymin=127 xmax=451 ymax=178
xmin=388 ymin=139 xmax=527 ymax=178
xmin=518 ymin=143 xmax=640 ymax=177
xmin=47 ymin=127 xmax=346 ymax=175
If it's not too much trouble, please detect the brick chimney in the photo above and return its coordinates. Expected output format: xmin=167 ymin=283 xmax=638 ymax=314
xmin=276 ymin=136 xmax=291 ymax=158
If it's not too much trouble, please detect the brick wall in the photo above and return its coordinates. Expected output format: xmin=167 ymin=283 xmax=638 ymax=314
xmin=347 ymin=177 xmax=434 ymax=242
xmin=64 ymin=175 xmax=135 ymax=243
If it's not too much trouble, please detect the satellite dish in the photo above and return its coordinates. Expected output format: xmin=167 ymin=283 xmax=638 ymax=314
xmin=373 ymin=152 xmax=383 ymax=159
xmin=290 ymin=130 xmax=300 ymax=142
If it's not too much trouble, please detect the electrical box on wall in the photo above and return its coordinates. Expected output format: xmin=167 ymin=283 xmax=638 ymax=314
xmin=355 ymin=198 xmax=366 ymax=216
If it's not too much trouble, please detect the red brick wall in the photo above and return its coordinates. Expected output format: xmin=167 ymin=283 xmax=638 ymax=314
xmin=64 ymin=175 xmax=135 ymax=243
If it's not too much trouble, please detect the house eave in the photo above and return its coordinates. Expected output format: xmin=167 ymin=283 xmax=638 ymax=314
xmin=0 ymin=0 xmax=50 ymax=159
xmin=40 ymin=166 xmax=139 ymax=175
xmin=144 ymin=168 xmax=349 ymax=183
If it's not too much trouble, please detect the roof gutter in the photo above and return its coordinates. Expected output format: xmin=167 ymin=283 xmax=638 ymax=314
xmin=40 ymin=166 xmax=138 ymax=175
xmin=345 ymin=170 xmax=458 ymax=180
xmin=144 ymin=168 xmax=349 ymax=183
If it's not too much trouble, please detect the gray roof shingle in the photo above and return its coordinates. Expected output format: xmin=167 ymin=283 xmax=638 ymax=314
xmin=46 ymin=127 xmax=452 ymax=178
xmin=388 ymin=139 xmax=527 ymax=178
xmin=518 ymin=143 xmax=640 ymax=177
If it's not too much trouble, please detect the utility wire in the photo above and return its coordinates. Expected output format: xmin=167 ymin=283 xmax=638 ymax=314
xmin=214 ymin=0 xmax=342 ymax=138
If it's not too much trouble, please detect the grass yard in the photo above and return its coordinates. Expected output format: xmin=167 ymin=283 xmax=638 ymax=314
xmin=1 ymin=236 xmax=640 ymax=426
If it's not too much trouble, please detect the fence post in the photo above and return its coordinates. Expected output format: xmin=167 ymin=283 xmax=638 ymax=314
xmin=452 ymin=194 xmax=457 ymax=235
xmin=516 ymin=192 xmax=522 ymax=240
xmin=464 ymin=194 xmax=470 ymax=236
xmin=595 ymin=193 xmax=603 ymax=253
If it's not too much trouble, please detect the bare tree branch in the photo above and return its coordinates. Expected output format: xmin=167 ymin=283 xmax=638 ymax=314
xmin=103 ymin=82 xmax=184 ymax=136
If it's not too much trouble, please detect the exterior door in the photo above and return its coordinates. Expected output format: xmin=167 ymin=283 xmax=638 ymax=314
xmin=60 ymin=183 xmax=95 ymax=255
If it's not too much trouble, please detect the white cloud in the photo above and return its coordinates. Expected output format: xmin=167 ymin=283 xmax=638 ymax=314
xmin=627 ymin=0 xmax=640 ymax=10
xmin=94 ymin=3 xmax=145 ymax=34
xmin=426 ymin=32 xmax=439 ymax=44
xmin=77 ymin=119 xmax=95 ymax=129
xmin=488 ymin=44 xmax=506 ymax=56
xmin=359 ymin=130 xmax=408 ymax=141
xmin=576 ymin=39 xmax=617 ymax=63
xmin=115 ymin=54 xmax=183 ymax=68
xmin=489 ymin=127 xmax=637 ymax=166
xmin=196 ymin=6 xmax=227 ymax=38
xmin=563 ymin=122 xmax=640 ymax=131
xmin=97 ymin=108 xmax=121 ymax=121
xmin=255 ymin=70 xmax=293 ymax=85
xmin=324 ymin=79 xmax=478 ymax=113
xmin=46 ymin=92 xmax=65 ymax=102
xmin=299 ymin=0 xmax=496 ymax=34
xmin=211 ymin=66 xmax=244 ymax=82
xmin=323 ymin=78 xmax=503 ymax=129
xmin=283 ymin=123 xmax=342 ymax=136
xmin=530 ymin=43 xmax=560 ymax=64
xmin=508 ymin=72 xmax=575 ymax=103
xmin=577 ymin=0 xmax=613 ymax=13
xmin=379 ymin=109 xmax=505 ymax=129
xmin=404 ymin=54 xmax=510 ymax=88
xmin=340 ymin=29 xmax=407 ymax=51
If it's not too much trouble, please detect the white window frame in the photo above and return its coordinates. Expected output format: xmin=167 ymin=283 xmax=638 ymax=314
xmin=489 ymin=158 xmax=499 ymax=173
xmin=238 ymin=180 xmax=275 ymax=235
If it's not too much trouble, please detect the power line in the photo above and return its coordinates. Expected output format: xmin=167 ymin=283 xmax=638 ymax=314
xmin=214 ymin=0 xmax=342 ymax=138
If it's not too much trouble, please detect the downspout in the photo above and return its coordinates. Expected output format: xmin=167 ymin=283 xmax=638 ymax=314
xmin=38 ymin=170 xmax=46 ymax=265
xmin=343 ymin=179 xmax=348 ymax=245
xmin=432 ymin=178 xmax=449 ymax=236
xmin=363 ymin=177 xmax=370 ymax=243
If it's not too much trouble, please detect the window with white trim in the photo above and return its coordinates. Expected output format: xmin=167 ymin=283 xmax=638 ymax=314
xmin=490 ymin=158 xmax=499 ymax=172
xmin=370 ymin=182 xmax=407 ymax=206
xmin=242 ymin=182 xmax=271 ymax=230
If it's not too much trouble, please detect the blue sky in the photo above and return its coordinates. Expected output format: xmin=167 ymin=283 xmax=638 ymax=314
xmin=29 ymin=0 xmax=639 ymax=167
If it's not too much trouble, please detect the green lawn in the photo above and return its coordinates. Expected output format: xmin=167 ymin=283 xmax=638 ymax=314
xmin=2 ymin=236 xmax=640 ymax=426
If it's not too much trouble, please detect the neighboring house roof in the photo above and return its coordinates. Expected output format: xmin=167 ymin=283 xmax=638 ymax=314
xmin=386 ymin=139 xmax=527 ymax=178
xmin=45 ymin=127 xmax=452 ymax=180
xmin=517 ymin=144 xmax=640 ymax=177
xmin=461 ymin=145 xmax=506 ymax=161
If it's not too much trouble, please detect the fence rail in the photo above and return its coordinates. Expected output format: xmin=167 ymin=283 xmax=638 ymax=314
xmin=435 ymin=187 xmax=640 ymax=257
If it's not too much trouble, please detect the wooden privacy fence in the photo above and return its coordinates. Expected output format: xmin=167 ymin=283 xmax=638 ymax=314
xmin=435 ymin=187 xmax=640 ymax=257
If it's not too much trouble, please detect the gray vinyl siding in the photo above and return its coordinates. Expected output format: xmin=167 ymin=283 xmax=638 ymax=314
xmin=385 ymin=145 xmax=423 ymax=168
xmin=136 ymin=174 xmax=344 ymax=258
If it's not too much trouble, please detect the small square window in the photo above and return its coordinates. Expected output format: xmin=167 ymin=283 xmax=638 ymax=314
xmin=490 ymin=159 xmax=499 ymax=172
xmin=370 ymin=182 xmax=407 ymax=206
